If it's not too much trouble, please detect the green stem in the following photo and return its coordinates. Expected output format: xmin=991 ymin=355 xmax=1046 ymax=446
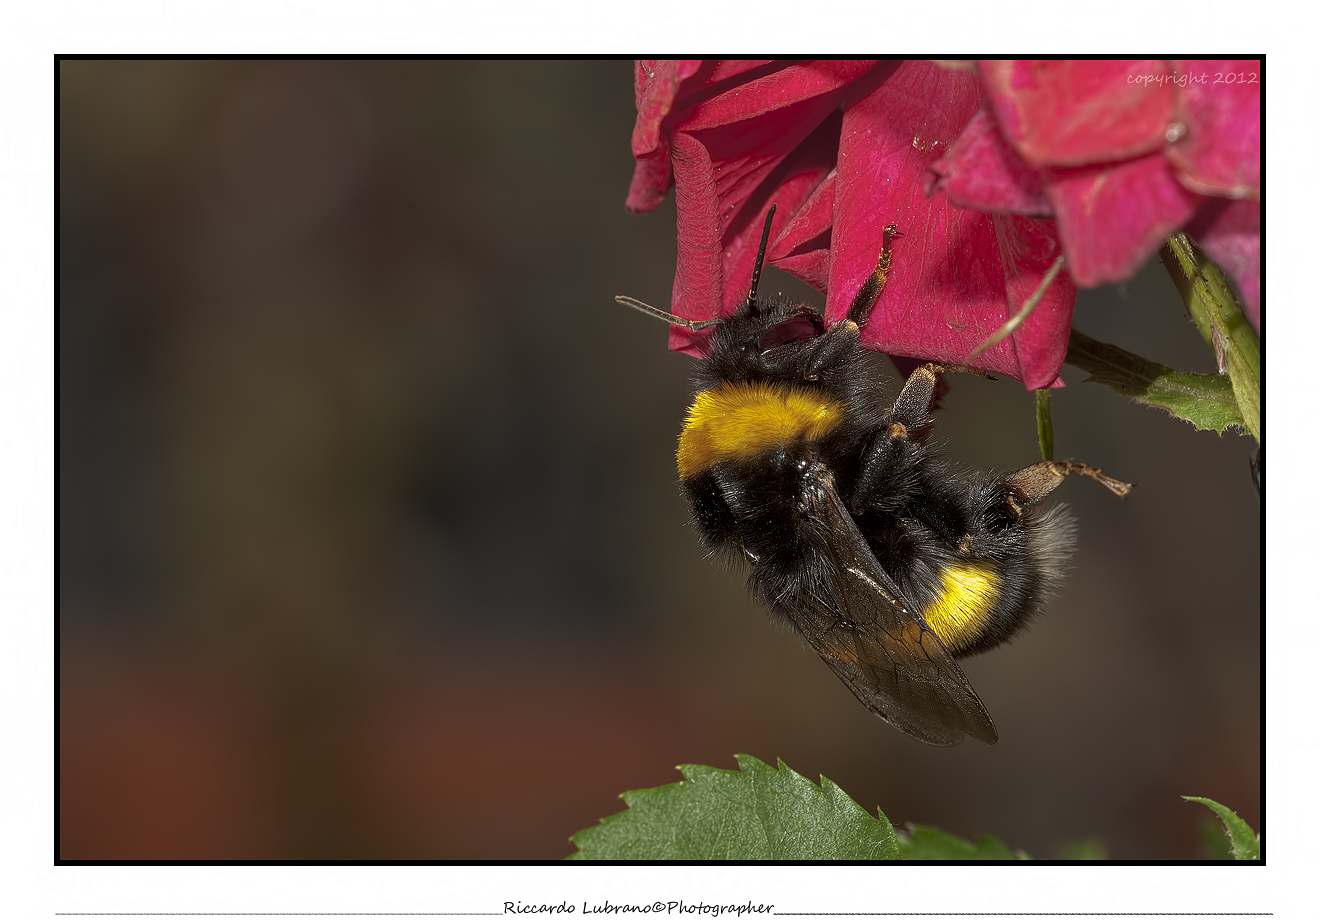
xmin=1034 ymin=388 xmax=1054 ymax=462
xmin=1159 ymin=234 xmax=1261 ymax=443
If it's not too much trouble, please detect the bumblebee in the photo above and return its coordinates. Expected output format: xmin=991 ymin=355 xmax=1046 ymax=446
xmin=617 ymin=207 xmax=1128 ymax=746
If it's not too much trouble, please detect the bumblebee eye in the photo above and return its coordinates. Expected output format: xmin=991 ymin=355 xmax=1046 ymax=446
xmin=759 ymin=314 xmax=825 ymax=353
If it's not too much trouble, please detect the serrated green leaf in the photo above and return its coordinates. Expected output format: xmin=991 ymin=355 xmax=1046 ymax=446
xmin=568 ymin=755 xmax=900 ymax=860
xmin=1196 ymin=814 xmax=1234 ymax=860
xmin=896 ymin=824 xmax=1028 ymax=860
xmin=1184 ymin=796 xmax=1260 ymax=860
xmin=1161 ymin=234 xmax=1260 ymax=443
xmin=1066 ymin=330 xmax=1244 ymax=435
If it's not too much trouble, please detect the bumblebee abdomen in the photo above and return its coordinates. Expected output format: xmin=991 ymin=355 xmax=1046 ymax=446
xmin=919 ymin=562 xmax=1002 ymax=655
xmin=677 ymin=380 xmax=846 ymax=481
xmin=917 ymin=503 xmax=1076 ymax=658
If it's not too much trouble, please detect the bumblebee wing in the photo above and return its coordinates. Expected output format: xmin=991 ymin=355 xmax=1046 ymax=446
xmin=779 ymin=470 xmax=999 ymax=746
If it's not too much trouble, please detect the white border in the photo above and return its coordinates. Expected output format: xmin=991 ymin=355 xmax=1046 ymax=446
xmin=24 ymin=4 xmax=1299 ymax=915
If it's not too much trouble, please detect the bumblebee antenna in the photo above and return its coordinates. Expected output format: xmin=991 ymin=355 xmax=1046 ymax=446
xmin=746 ymin=204 xmax=777 ymax=316
xmin=613 ymin=295 xmax=724 ymax=331
xmin=613 ymin=203 xmax=779 ymax=332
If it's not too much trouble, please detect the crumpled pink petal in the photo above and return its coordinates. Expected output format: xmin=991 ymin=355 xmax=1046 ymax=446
xmin=815 ymin=60 xmax=1073 ymax=388
xmin=627 ymin=61 xmax=789 ymax=214
xmin=626 ymin=148 xmax=675 ymax=215
xmin=939 ymin=58 xmax=1259 ymax=324
xmin=979 ymin=59 xmax=1176 ymax=167
xmin=1045 ymin=153 xmax=1202 ymax=287
xmin=1167 ymin=60 xmax=1261 ymax=199
xmin=767 ymin=168 xmax=836 ymax=291
xmin=929 ymin=106 xmax=1050 ymax=215
xmin=995 ymin=214 xmax=1077 ymax=388
xmin=666 ymin=108 xmax=846 ymax=356
xmin=661 ymin=61 xmax=897 ymax=354
xmin=630 ymin=60 xmax=704 ymax=158
xmin=626 ymin=60 xmax=702 ymax=214
xmin=1188 ymin=198 xmax=1260 ymax=331
xmin=674 ymin=60 xmax=878 ymax=132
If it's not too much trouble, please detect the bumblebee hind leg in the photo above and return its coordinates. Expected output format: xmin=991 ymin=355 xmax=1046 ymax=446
xmin=985 ymin=461 xmax=1131 ymax=532
xmin=886 ymin=362 xmax=996 ymax=439
xmin=851 ymin=363 xmax=988 ymax=513
xmin=1004 ymin=461 xmax=1132 ymax=502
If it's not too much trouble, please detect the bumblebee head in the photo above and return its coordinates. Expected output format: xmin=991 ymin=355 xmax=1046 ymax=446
xmin=615 ymin=204 xmax=842 ymax=388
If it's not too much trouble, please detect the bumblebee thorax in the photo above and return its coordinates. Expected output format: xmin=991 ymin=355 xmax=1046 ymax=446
xmin=677 ymin=379 xmax=846 ymax=480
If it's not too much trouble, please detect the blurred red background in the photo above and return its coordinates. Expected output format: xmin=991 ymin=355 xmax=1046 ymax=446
xmin=59 ymin=60 xmax=1259 ymax=860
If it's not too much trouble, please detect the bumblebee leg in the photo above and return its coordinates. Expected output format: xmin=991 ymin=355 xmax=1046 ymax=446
xmin=1004 ymin=461 xmax=1132 ymax=504
xmin=846 ymin=224 xmax=903 ymax=327
xmin=848 ymin=363 xmax=945 ymax=511
xmin=889 ymin=364 xmax=940 ymax=428
xmin=803 ymin=318 xmax=862 ymax=380
xmin=984 ymin=461 xmax=1131 ymax=532
xmin=806 ymin=224 xmax=903 ymax=379
xmin=888 ymin=361 xmax=996 ymax=429
xmin=851 ymin=362 xmax=1005 ymax=512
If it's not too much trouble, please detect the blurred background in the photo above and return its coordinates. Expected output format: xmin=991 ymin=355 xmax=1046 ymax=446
xmin=59 ymin=59 xmax=1259 ymax=860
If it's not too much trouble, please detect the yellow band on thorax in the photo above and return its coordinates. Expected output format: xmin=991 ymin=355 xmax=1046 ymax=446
xmin=677 ymin=381 xmax=846 ymax=480
xmin=922 ymin=563 xmax=1001 ymax=654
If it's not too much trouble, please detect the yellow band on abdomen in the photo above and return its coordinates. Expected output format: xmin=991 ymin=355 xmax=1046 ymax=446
xmin=677 ymin=381 xmax=845 ymax=480
xmin=922 ymin=563 xmax=1001 ymax=654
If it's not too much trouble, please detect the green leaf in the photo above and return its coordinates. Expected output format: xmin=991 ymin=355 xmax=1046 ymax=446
xmin=1160 ymin=234 xmax=1261 ymax=443
xmin=1065 ymin=329 xmax=1244 ymax=435
xmin=896 ymin=825 xmax=1028 ymax=860
xmin=1196 ymin=814 xmax=1234 ymax=860
xmin=568 ymin=755 xmax=900 ymax=860
xmin=1184 ymin=796 xmax=1260 ymax=860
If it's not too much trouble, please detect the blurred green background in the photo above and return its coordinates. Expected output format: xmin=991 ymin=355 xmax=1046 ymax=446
xmin=59 ymin=59 xmax=1259 ymax=860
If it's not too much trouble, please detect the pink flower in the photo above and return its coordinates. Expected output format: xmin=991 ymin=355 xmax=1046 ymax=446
xmin=625 ymin=60 xmax=1078 ymax=389
xmin=931 ymin=60 xmax=1260 ymax=331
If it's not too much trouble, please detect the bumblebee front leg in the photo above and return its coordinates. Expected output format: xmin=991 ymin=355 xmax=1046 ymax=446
xmin=802 ymin=318 xmax=861 ymax=380
xmin=804 ymin=225 xmax=903 ymax=381
xmin=846 ymin=224 xmax=903 ymax=326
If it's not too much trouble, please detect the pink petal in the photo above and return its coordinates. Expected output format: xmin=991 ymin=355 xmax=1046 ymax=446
xmin=1046 ymin=153 xmax=1202 ymax=287
xmin=1188 ymin=198 xmax=1260 ymax=331
xmin=626 ymin=62 xmax=783 ymax=214
xmin=995 ymin=214 xmax=1075 ymax=390
xmin=699 ymin=60 xmax=779 ymax=84
xmin=767 ymin=168 xmax=837 ymax=292
xmin=980 ymin=60 xmax=1177 ymax=167
xmin=626 ymin=60 xmax=702 ymax=214
xmin=930 ymin=106 xmax=1050 ymax=215
xmin=826 ymin=61 xmax=1074 ymax=386
xmin=670 ymin=61 xmax=785 ymax=114
xmin=666 ymin=116 xmax=839 ymax=355
xmin=667 ymin=131 xmax=722 ymax=355
xmin=662 ymin=62 xmax=898 ymax=353
xmin=625 ymin=154 xmax=675 ymax=215
xmin=1167 ymin=60 xmax=1261 ymax=199
xmin=676 ymin=60 xmax=880 ymax=132
xmin=630 ymin=60 xmax=704 ymax=157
